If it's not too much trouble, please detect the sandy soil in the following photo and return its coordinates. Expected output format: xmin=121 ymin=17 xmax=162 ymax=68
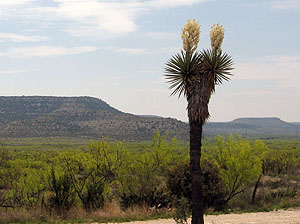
xmin=106 ymin=208 xmax=300 ymax=224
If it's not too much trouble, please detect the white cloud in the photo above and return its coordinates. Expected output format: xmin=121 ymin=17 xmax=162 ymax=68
xmin=0 ymin=46 xmax=98 ymax=58
xmin=0 ymin=0 xmax=34 ymax=7
xmin=0 ymin=33 xmax=49 ymax=42
xmin=270 ymin=0 xmax=300 ymax=10
xmin=115 ymin=48 xmax=149 ymax=55
xmin=148 ymin=0 xmax=208 ymax=9
xmin=27 ymin=0 xmax=143 ymax=39
xmin=0 ymin=69 xmax=24 ymax=74
xmin=111 ymin=46 xmax=180 ymax=56
xmin=54 ymin=0 xmax=139 ymax=35
xmin=234 ymin=55 xmax=300 ymax=90
xmin=64 ymin=25 xmax=124 ymax=40
xmin=0 ymin=0 xmax=209 ymax=39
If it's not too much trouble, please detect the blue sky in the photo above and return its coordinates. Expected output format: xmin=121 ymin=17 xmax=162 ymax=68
xmin=0 ymin=0 xmax=299 ymax=122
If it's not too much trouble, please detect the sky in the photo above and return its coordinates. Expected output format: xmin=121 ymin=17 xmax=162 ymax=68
xmin=0 ymin=0 xmax=299 ymax=122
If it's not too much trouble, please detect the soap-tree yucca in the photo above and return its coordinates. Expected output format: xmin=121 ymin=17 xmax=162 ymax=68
xmin=165 ymin=20 xmax=234 ymax=224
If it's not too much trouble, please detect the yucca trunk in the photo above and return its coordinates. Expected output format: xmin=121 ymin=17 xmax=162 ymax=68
xmin=187 ymin=76 xmax=214 ymax=224
xmin=190 ymin=120 xmax=204 ymax=224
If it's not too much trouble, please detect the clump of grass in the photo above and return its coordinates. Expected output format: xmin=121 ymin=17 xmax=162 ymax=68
xmin=69 ymin=202 xmax=172 ymax=223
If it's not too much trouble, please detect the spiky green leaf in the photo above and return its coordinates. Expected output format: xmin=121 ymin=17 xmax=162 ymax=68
xmin=164 ymin=52 xmax=201 ymax=98
xmin=200 ymin=49 xmax=234 ymax=86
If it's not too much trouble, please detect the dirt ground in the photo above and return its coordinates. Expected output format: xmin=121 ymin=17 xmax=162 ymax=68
xmin=107 ymin=208 xmax=300 ymax=224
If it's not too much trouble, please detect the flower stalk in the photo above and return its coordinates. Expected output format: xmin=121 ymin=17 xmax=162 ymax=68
xmin=210 ymin=22 xmax=225 ymax=51
xmin=181 ymin=19 xmax=200 ymax=54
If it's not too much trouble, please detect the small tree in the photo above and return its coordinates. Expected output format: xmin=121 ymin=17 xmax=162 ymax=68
xmin=118 ymin=131 xmax=172 ymax=208
xmin=63 ymin=139 xmax=127 ymax=210
xmin=212 ymin=135 xmax=262 ymax=203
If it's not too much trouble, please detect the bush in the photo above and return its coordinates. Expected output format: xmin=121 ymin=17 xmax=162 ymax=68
xmin=167 ymin=159 xmax=226 ymax=211
xmin=82 ymin=182 xmax=105 ymax=210
xmin=47 ymin=167 xmax=76 ymax=212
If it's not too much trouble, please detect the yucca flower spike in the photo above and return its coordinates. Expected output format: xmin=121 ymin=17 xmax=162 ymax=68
xmin=181 ymin=19 xmax=200 ymax=53
xmin=210 ymin=21 xmax=225 ymax=51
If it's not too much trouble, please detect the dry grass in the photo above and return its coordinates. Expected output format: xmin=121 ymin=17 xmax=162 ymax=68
xmin=0 ymin=202 xmax=172 ymax=224
xmin=0 ymin=208 xmax=50 ymax=223
xmin=67 ymin=202 xmax=168 ymax=221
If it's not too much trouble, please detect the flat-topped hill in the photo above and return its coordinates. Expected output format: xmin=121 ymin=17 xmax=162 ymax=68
xmin=204 ymin=117 xmax=300 ymax=138
xmin=0 ymin=96 xmax=188 ymax=140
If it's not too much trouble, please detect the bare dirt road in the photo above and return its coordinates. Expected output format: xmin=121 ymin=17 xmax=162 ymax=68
xmin=107 ymin=208 xmax=300 ymax=224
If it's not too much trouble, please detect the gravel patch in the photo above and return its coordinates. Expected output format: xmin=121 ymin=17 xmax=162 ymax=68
xmin=105 ymin=208 xmax=300 ymax=224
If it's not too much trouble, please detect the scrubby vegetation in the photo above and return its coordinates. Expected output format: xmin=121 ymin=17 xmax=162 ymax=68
xmin=0 ymin=132 xmax=300 ymax=223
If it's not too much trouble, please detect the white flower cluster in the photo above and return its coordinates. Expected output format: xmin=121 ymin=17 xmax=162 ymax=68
xmin=181 ymin=19 xmax=200 ymax=53
xmin=210 ymin=22 xmax=225 ymax=51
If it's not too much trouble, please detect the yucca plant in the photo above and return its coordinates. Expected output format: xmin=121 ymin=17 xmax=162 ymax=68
xmin=165 ymin=20 xmax=233 ymax=224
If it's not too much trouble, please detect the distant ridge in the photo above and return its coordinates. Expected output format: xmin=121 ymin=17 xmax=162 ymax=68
xmin=232 ymin=117 xmax=282 ymax=123
xmin=0 ymin=96 xmax=188 ymax=140
xmin=204 ymin=117 xmax=300 ymax=138
xmin=0 ymin=96 xmax=299 ymax=140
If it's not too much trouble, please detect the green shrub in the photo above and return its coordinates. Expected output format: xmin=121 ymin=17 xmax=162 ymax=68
xmin=47 ymin=167 xmax=76 ymax=212
xmin=82 ymin=182 xmax=105 ymax=210
xmin=167 ymin=159 xmax=226 ymax=211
